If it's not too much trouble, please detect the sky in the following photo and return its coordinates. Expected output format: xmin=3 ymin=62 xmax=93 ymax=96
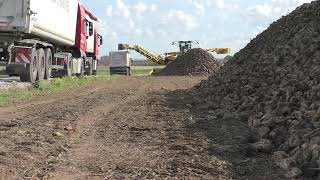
xmin=81 ymin=0 xmax=314 ymax=58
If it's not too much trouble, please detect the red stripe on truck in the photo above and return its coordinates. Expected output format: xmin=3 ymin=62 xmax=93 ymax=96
xmin=15 ymin=54 xmax=25 ymax=63
xmin=23 ymin=53 xmax=31 ymax=62
xmin=16 ymin=48 xmax=32 ymax=63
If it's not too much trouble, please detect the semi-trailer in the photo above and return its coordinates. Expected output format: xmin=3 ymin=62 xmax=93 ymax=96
xmin=0 ymin=0 xmax=103 ymax=82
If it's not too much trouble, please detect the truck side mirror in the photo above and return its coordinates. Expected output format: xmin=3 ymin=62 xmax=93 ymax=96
xmin=98 ymin=35 xmax=103 ymax=46
xmin=89 ymin=22 xmax=94 ymax=36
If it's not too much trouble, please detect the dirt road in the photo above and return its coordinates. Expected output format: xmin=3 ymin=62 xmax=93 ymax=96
xmin=0 ymin=76 xmax=286 ymax=179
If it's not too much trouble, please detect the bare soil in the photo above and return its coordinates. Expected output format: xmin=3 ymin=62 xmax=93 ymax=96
xmin=0 ymin=76 xmax=286 ymax=179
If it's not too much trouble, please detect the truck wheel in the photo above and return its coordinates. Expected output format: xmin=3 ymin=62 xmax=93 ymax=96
xmin=80 ymin=59 xmax=85 ymax=76
xmin=76 ymin=58 xmax=84 ymax=77
xmin=92 ymin=60 xmax=97 ymax=76
xmin=88 ymin=62 xmax=93 ymax=76
xmin=85 ymin=59 xmax=93 ymax=76
xmin=20 ymin=75 xmax=27 ymax=82
xmin=44 ymin=48 xmax=52 ymax=79
xmin=20 ymin=48 xmax=38 ymax=83
xmin=37 ymin=48 xmax=45 ymax=81
xmin=66 ymin=57 xmax=72 ymax=77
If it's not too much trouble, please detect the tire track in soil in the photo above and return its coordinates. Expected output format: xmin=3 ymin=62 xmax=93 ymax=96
xmin=50 ymin=76 xmax=205 ymax=179
xmin=0 ymin=77 xmax=149 ymax=179
xmin=0 ymin=76 xmax=203 ymax=179
xmin=50 ymin=77 xmax=156 ymax=179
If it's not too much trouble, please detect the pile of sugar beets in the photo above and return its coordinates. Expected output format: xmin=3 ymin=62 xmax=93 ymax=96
xmin=157 ymin=48 xmax=223 ymax=76
xmin=193 ymin=1 xmax=320 ymax=178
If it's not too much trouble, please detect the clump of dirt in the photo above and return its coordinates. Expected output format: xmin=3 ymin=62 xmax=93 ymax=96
xmin=157 ymin=48 xmax=223 ymax=76
xmin=192 ymin=1 xmax=320 ymax=179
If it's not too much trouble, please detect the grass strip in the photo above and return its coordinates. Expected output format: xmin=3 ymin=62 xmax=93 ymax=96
xmin=0 ymin=75 xmax=114 ymax=106
xmin=0 ymin=66 xmax=164 ymax=106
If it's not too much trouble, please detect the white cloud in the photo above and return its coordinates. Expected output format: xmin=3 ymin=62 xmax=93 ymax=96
xmin=246 ymin=0 xmax=314 ymax=19
xmin=191 ymin=0 xmax=206 ymax=15
xmin=101 ymin=0 xmax=200 ymax=53
xmin=115 ymin=0 xmax=130 ymax=18
xmin=255 ymin=3 xmax=272 ymax=16
xmin=110 ymin=32 xmax=118 ymax=40
xmin=106 ymin=5 xmax=113 ymax=17
xmin=150 ymin=4 xmax=158 ymax=12
xmin=156 ymin=29 xmax=168 ymax=37
xmin=97 ymin=0 xmax=315 ymax=56
xmin=133 ymin=2 xmax=148 ymax=14
xmin=134 ymin=29 xmax=143 ymax=36
xmin=206 ymin=0 xmax=226 ymax=9
xmin=144 ymin=28 xmax=154 ymax=39
xmin=215 ymin=0 xmax=225 ymax=9
xmin=165 ymin=10 xmax=198 ymax=31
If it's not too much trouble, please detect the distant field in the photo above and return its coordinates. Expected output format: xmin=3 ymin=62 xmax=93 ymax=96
xmin=132 ymin=66 xmax=165 ymax=75
xmin=98 ymin=66 xmax=165 ymax=76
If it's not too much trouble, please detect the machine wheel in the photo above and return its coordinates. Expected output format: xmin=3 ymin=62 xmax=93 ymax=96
xmin=20 ymin=48 xmax=38 ymax=83
xmin=37 ymin=48 xmax=45 ymax=81
xmin=44 ymin=48 xmax=52 ymax=79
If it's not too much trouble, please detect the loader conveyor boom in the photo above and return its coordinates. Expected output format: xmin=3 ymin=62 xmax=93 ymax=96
xmin=118 ymin=44 xmax=166 ymax=65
